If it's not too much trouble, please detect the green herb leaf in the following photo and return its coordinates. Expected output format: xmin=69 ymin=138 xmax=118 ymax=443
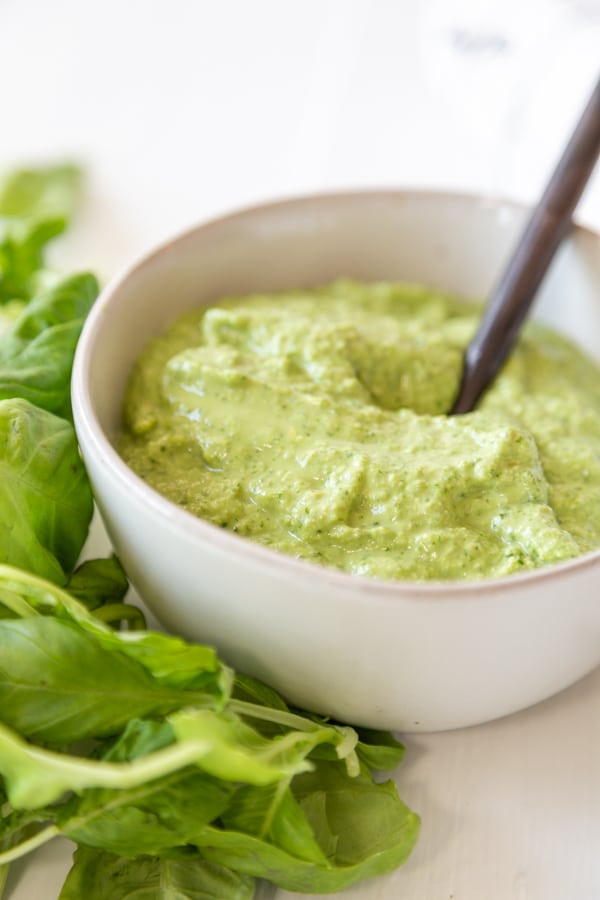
xmin=59 ymin=846 xmax=255 ymax=900
xmin=0 ymin=165 xmax=81 ymax=304
xmin=65 ymin=557 xmax=129 ymax=612
xmin=194 ymin=760 xmax=419 ymax=893
xmin=0 ymin=273 xmax=98 ymax=419
xmin=61 ymin=770 xmax=234 ymax=856
xmin=0 ymin=617 xmax=217 ymax=744
xmin=355 ymin=727 xmax=406 ymax=771
xmin=169 ymin=708 xmax=315 ymax=784
xmin=115 ymin=632 xmax=230 ymax=695
xmin=232 ymin=672 xmax=290 ymax=712
xmin=0 ymin=565 xmax=231 ymax=700
xmin=59 ymin=719 xmax=234 ymax=855
xmin=0 ymin=165 xmax=81 ymax=223
xmin=0 ymin=399 xmax=93 ymax=582
xmin=64 ymin=555 xmax=145 ymax=630
xmin=292 ymin=760 xmax=418 ymax=871
xmin=221 ymin=781 xmax=330 ymax=865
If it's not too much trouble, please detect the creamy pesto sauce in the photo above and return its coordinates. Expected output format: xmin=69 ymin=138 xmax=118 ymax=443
xmin=120 ymin=280 xmax=600 ymax=581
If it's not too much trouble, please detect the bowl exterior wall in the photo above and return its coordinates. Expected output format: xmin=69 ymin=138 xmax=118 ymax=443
xmin=73 ymin=191 xmax=600 ymax=730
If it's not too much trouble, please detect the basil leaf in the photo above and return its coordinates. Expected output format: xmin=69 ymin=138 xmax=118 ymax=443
xmin=0 ymin=165 xmax=80 ymax=223
xmin=168 ymin=709 xmax=314 ymax=784
xmin=59 ymin=719 xmax=234 ymax=854
xmin=63 ymin=555 xmax=141 ymax=633
xmin=0 ymin=807 xmax=54 ymax=854
xmin=0 ymin=566 xmax=231 ymax=702
xmin=61 ymin=770 xmax=234 ymax=856
xmin=0 ymin=399 xmax=93 ymax=582
xmin=232 ymin=672 xmax=290 ymax=712
xmin=292 ymin=760 xmax=419 ymax=875
xmin=59 ymin=846 xmax=255 ymax=900
xmin=0 ymin=617 xmax=216 ymax=744
xmin=0 ymin=219 xmax=64 ymax=302
xmin=65 ymin=557 xmax=129 ymax=612
xmin=114 ymin=632 xmax=230 ymax=695
xmin=0 ymin=165 xmax=81 ymax=304
xmin=222 ymin=782 xmax=329 ymax=865
xmin=0 ymin=273 xmax=98 ymax=419
xmin=193 ymin=760 xmax=420 ymax=893
xmin=355 ymin=727 xmax=406 ymax=770
xmin=101 ymin=717 xmax=176 ymax=761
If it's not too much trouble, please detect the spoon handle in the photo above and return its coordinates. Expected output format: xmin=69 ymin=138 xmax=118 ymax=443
xmin=451 ymin=75 xmax=600 ymax=415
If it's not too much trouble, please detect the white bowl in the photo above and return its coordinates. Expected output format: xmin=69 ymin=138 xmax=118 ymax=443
xmin=72 ymin=190 xmax=600 ymax=732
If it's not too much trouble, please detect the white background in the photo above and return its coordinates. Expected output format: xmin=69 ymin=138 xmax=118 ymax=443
xmin=1 ymin=1 xmax=600 ymax=898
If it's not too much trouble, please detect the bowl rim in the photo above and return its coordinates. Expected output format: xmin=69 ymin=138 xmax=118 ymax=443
xmin=72 ymin=186 xmax=600 ymax=601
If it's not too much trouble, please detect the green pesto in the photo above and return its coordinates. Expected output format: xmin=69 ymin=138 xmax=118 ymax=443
xmin=120 ymin=280 xmax=600 ymax=581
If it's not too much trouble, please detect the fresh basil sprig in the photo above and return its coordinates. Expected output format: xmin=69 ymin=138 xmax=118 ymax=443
xmin=0 ymin=566 xmax=419 ymax=897
xmin=0 ymin=167 xmax=98 ymax=586
xmin=0 ymin=165 xmax=420 ymax=898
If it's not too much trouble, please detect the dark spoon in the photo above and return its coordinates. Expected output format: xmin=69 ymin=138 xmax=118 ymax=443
xmin=450 ymin=75 xmax=600 ymax=415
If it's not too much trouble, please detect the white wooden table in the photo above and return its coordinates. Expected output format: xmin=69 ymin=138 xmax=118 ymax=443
xmin=2 ymin=1 xmax=600 ymax=897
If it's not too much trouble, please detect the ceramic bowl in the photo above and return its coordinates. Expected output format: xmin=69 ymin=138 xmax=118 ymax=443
xmin=72 ymin=190 xmax=600 ymax=732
